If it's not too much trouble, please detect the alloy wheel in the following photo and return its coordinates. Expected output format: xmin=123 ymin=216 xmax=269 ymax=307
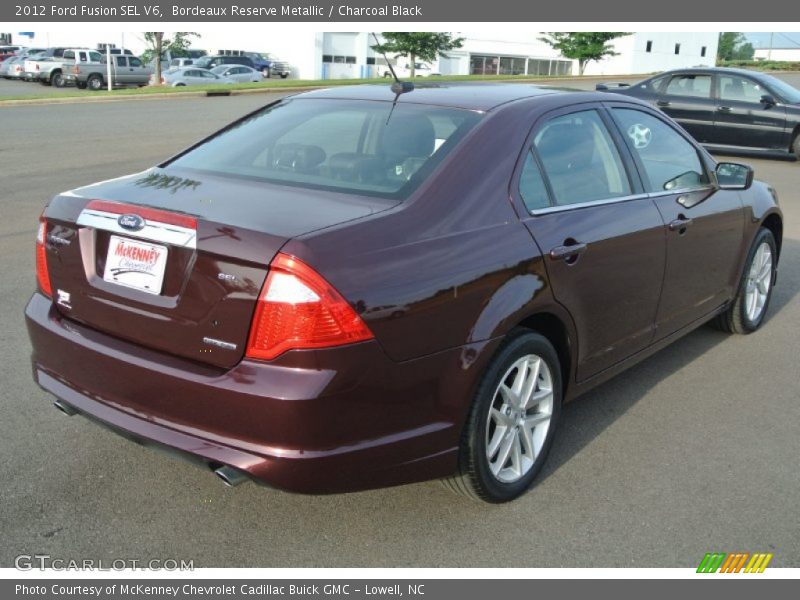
xmin=485 ymin=354 xmax=554 ymax=483
xmin=744 ymin=241 xmax=773 ymax=323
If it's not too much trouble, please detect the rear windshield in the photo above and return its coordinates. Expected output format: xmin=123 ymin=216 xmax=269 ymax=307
xmin=166 ymin=98 xmax=482 ymax=198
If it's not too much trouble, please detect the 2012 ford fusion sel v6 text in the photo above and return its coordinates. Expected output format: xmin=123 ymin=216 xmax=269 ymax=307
xmin=25 ymin=84 xmax=783 ymax=502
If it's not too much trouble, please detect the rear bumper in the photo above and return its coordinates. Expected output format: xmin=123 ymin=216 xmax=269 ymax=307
xmin=25 ymin=293 xmax=483 ymax=493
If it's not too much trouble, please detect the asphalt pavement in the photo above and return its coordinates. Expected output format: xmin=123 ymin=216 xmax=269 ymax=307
xmin=0 ymin=93 xmax=798 ymax=568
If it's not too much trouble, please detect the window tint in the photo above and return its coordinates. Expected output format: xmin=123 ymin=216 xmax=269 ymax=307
xmin=719 ymin=75 xmax=768 ymax=103
xmin=665 ymin=74 xmax=711 ymax=98
xmin=168 ymin=99 xmax=481 ymax=199
xmin=612 ymin=108 xmax=709 ymax=193
xmin=518 ymin=152 xmax=550 ymax=211
xmin=115 ymin=56 xmax=127 ymax=67
xmin=89 ymin=52 xmax=102 ymax=62
xmin=129 ymin=57 xmax=142 ymax=67
xmin=63 ymin=50 xmax=74 ymax=60
xmin=533 ymin=110 xmax=631 ymax=206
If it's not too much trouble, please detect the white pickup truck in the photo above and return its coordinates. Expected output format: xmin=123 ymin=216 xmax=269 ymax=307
xmin=23 ymin=48 xmax=98 ymax=87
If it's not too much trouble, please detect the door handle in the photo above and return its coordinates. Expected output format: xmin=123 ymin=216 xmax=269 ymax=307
xmin=717 ymin=106 xmax=732 ymax=113
xmin=550 ymin=242 xmax=587 ymax=261
xmin=668 ymin=216 xmax=694 ymax=231
xmin=656 ymin=100 xmax=671 ymax=107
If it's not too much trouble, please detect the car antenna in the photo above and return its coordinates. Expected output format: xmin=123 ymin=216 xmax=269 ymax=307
xmin=371 ymin=32 xmax=413 ymax=125
xmin=371 ymin=32 xmax=414 ymax=96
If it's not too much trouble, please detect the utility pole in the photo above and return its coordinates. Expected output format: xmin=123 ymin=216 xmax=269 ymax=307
xmin=106 ymin=44 xmax=112 ymax=91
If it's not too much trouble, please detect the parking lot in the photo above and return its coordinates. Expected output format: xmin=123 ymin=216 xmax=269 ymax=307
xmin=1 ymin=92 xmax=798 ymax=568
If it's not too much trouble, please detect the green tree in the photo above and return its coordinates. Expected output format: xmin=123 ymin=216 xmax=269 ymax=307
xmin=142 ymin=32 xmax=200 ymax=85
xmin=539 ymin=32 xmax=630 ymax=75
xmin=717 ymin=33 xmax=754 ymax=61
xmin=371 ymin=32 xmax=464 ymax=77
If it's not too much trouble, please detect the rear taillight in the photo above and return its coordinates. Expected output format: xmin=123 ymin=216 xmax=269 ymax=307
xmin=160 ymin=76 xmax=165 ymax=85
xmin=35 ymin=218 xmax=52 ymax=298
xmin=246 ymin=253 xmax=373 ymax=360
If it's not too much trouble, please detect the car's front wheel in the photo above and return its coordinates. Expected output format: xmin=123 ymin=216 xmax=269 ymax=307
xmin=443 ymin=330 xmax=562 ymax=502
xmin=713 ymin=227 xmax=777 ymax=333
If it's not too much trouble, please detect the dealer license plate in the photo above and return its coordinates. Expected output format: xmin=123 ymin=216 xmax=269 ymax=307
xmin=103 ymin=235 xmax=168 ymax=295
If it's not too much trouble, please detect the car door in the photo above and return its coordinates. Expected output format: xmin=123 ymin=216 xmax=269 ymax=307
xmin=712 ymin=73 xmax=788 ymax=150
xmin=609 ymin=105 xmax=746 ymax=338
xmin=114 ymin=55 xmax=129 ymax=84
xmin=127 ymin=56 xmax=149 ymax=84
xmin=657 ymin=73 xmax=715 ymax=142
xmin=516 ymin=106 xmax=667 ymax=381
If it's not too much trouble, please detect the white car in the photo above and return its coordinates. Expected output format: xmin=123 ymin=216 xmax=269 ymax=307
xmin=158 ymin=67 xmax=234 ymax=87
xmin=210 ymin=65 xmax=262 ymax=83
xmin=383 ymin=61 xmax=438 ymax=78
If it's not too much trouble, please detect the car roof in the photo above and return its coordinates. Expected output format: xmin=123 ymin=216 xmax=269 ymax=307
xmin=651 ymin=67 xmax=776 ymax=79
xmin=295 ymin=83 xmax=605 ymax=112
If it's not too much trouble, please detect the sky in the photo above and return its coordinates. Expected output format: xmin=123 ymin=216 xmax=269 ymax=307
xmin=745 ymin=32 xmax=800 ymax=48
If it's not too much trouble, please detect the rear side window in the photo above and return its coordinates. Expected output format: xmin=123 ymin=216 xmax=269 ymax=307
xmin=167 ymin=98 xmax=482 ymax=199
xmin=612 ymin=108 xmax=709 ymax=193
xmin=665 ymin=74 xmax=711 ymax=98
xmin=533 ymin=110 xmax=631 ymax=206
xmin=518 ymin=152 xmax=550 ymax=211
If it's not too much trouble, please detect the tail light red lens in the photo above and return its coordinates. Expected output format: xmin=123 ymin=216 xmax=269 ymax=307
xmin=246 ymin=253 xmax=373 ymax=360
xmin=36 ymin=219 xmax=52 ymax=298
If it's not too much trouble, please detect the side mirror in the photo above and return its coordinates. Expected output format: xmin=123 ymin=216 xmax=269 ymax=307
xmin=716 ymin=162 xmax=754 ymax=190
xmin=760 ymin=94 xmax=777 ymax=107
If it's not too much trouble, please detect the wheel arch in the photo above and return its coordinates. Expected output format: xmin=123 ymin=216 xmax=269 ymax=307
xmin=516 ymin=311 xmax=574 ymax=398
xmin=761 ymin=211 xmax=783 ymax=260
xmin=790 ymin=122 xmax=800 ymax=152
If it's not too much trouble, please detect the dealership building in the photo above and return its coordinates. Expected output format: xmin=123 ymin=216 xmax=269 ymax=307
xmin=13 ymin=31 xmax=719 ymax=79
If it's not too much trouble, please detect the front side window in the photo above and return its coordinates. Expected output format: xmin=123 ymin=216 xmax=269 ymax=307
xmin=718 ymin=75 xmax=768 ymax=103
xmin=129 ymin=57 xmax=142 ymax=67
xmin=167 ymin=99 xmax=482 ymax=199
xmin=665 ymin=74 xmax=712 ymax=98
xmin=533 ymin=110 xmax=631 ymax=206
xmin=612 ymin=108 xmax=709 ymax=193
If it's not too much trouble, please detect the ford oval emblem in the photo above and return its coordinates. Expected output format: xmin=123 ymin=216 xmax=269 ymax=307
xmin=118 ymin=213 xmax=145 ymax=231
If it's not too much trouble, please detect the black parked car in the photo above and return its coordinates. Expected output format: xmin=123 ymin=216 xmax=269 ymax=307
xmin=193 ymin=55 xmax=256 ymax=70
xmin=598 ymin=67 xmax=800 ymax=158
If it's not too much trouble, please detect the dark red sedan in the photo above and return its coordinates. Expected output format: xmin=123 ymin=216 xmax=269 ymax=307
xmin=26 ymin=84 xmax=783 ymax=502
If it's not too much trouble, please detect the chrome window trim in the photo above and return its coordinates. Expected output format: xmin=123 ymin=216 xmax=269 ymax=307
xmin=527 ymin=185 xmax=716 ymax=216
xmin=527 ymin=193 xmax=650 ymax=216
xmin=76 ymin=209 xmax=197 ymax=249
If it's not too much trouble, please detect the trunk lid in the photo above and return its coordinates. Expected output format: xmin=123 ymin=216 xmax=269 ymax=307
xmin=43 ymin=167 xmax=392 ymax=368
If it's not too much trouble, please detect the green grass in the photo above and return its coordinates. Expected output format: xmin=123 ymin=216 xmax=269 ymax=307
xmin=0 ymin=73 xmax=575 ymax=103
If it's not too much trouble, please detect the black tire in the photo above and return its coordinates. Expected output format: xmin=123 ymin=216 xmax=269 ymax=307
xmin=712 ymin=228 xmax=777 ymax=334
xmin=261 ymin=67 xmax=270 ymax=78
xmin=174 ymin=83 xmax=186 ymax=87
xmin=87 ymin=74 xmax=103 ymax=91
xmin=280 ymin=73 xmax=288 ymax=79
xmin=442 ymin=329 xmax=562 ymax=503
xmin=76 ymin=82 xmax=87 ymax=90
xmin=51 ymin=71 xmax=64 ymax=88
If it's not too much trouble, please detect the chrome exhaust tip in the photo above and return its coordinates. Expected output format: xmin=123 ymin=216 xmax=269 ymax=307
xmin=213 ymin=465 xmax=249 ymax=487
xmin=53 ymin=399 xmax=77 ymax=416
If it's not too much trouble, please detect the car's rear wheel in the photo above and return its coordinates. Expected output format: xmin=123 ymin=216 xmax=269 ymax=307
xmin=443 ymin=330 xmax=562 ymax=502
xmin=87 ymin=74 xmax=103 ymax=91
xmin=712 ymin=228 xmax=776 ymax=334
xmin=51 ymin=71 xmax=64 ymax=88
